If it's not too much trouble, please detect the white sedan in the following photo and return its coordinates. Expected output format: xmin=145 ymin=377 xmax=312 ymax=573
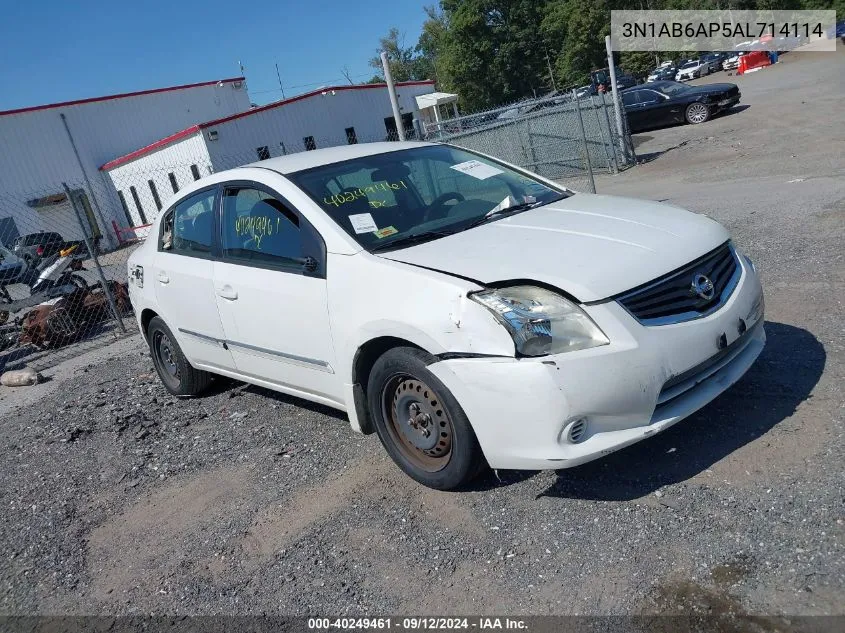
xmin=127 ymin=142 xmax=765 ymax=490
xmin=676 ymin=60 xmax=710 ymax=81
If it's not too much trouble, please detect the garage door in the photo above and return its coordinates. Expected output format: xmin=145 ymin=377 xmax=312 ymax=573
xmin=37 ymin=201 xmax=87 ymax=241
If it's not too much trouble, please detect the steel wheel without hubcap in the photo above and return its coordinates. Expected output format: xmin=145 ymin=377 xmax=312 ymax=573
xmin=686 ymin=103 xmax=710 ymax=124
xmin=153 ymin=330 xmax=180 ymax=389
xmin=382 ymin=375 xmax=453 ymax=473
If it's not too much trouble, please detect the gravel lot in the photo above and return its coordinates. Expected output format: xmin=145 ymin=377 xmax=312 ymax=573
xmin=1 ymin=47 xmax=843 ymax=618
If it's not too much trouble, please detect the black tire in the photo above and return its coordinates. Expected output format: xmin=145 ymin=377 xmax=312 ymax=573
xmin=147 ymin=316 xmax=212 ymax=396
xmin=685 ymin=102 xmax=711 ymax=125
xmin=367 ymin=346 xmax=485 ymax=490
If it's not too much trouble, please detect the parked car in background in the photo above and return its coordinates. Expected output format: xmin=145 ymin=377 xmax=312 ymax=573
xmin=647 ymin=66 xmax=677 ymax=82
xmin=11 ymin=231 xmax=94 ymax=268
xmin=127 ymin=141 xmax=764 ymax=490
xmin=723 ymin=52 xmax=747 ymax=70
xmin=575 ymin=85 xmax=595 ymax=99
xmin=622 ymin=80 xmax=741 ymax=133
xmin=590 ymin=67 xmax=638 ymax=92
xmin=700 ymin=53 xmax=724 ymax=73
xmin=0 ymin=246 xmax=29 ymax=303
xmin=676 ymin=60 xmax=710 ymax=81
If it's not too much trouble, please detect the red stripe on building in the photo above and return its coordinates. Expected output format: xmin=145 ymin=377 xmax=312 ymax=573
xmin=99 ymin=126 xmax=201 ymax=171
xmin=197 ymin=80 xmax=436 ymax=129
xmin=0 ymin=77 xmax=246 ymax=117
xmin=99 ymin=80 xmax=435 ymax=171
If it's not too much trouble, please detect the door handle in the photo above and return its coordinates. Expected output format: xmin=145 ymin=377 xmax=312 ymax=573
xmin=157 ymin=272 xmax=170 ymax=284
xmin=216 ymin=285 xmax=238 ymax=301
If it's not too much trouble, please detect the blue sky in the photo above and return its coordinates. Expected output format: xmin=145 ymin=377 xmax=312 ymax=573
xmin=0 ymin=0 xmax=426 ymax=111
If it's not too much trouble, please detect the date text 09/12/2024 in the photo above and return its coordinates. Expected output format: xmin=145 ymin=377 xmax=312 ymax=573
xmin=307 ymin=617 xmax=528 ymax=630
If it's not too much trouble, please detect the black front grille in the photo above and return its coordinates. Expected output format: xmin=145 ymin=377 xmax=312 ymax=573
xmin=617 ymin=242 xmax=739 ymax=325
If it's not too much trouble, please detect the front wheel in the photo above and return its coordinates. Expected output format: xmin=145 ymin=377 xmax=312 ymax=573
xmin=367 ymin=347 xmax=486 ymax=490
xmin=686 ymin=102 xmax=711 ymax=124
xmin=147 ymin=316 xmax=212 ymax=396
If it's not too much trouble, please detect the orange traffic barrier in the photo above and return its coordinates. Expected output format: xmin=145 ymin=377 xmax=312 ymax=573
xmin=737 ymin=50 xmax=772 ymax=75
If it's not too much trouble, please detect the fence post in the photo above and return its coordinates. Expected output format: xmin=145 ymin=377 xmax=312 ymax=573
xmin=604 ymin=35 xmax=626 ymax=158
xmin=63 ymin=183 xmax=126 ymax=334
xmin=591 ymin=96 xmax=617 ymax=174
xmin=572 ymin=89 xmax=596 ymax=194
xmin=600 ymin=94 xmax=623 ymax=169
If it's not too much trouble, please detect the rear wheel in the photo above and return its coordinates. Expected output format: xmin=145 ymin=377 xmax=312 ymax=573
xmin=686 ymin=102 xmax=711 ymax=124
xmin=147 ymin=316 xmax=212 ymax=396
xmin=367 ymin=347 xmax=485 ymax=490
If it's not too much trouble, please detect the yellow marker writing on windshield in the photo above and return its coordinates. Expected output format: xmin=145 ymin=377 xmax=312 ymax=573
xmin=323 ymin=180 xmax=407 ymax=208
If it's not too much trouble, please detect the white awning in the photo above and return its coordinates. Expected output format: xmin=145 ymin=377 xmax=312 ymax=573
xmin=415 ymin=92 xmax=459 ymax=109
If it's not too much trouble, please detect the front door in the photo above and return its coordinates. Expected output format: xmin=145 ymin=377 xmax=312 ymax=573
xmin=621 ymin=90 xmax=645 ymax=132
xmin=638 ymin=89 xmax=680 ymax=126
xmin=153 ymin=186 xmax=235 ymax=371
xmin=212 ymin=183 xmax=340 ymax=404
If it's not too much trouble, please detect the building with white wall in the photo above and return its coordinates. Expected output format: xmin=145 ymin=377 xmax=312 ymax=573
xmin=100 ymin=80 xmax=436 ymax=234
xmin=0 ymin=78 xmax=250 ymax=249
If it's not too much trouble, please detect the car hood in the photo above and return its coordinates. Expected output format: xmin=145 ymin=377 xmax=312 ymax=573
xmin=379 ymin=194 xmax=730 ymax=302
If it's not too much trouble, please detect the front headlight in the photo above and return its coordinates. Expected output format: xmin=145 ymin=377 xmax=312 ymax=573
xmin=470 ymin=285 xmax=609 ymax=357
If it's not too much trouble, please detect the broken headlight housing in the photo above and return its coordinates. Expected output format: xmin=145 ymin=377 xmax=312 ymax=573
xmin=470 ymin=285 xmax=609 ymax=357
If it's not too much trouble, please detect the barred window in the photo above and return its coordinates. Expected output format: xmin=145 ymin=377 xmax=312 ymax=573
xmin=117 ymin=191 xmax=133 ymax=225
xmin=129 ymin=186 xmax=147 ymax=224
xmin=148 ymin=180 xmax=162 ymax=211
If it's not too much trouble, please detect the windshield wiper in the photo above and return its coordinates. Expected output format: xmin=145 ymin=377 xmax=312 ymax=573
xmin=465 ymin=195 xmax=566 ymax=230
xmin=369 ymin=229 xmax=452 ymax=253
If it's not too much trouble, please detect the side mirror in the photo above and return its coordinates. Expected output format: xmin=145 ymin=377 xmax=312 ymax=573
xmin=295 ymin=256 xmax=319 ymax=273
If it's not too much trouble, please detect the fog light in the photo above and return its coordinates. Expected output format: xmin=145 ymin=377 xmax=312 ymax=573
xmin=563 ymin=418 xmax=589 ymax=444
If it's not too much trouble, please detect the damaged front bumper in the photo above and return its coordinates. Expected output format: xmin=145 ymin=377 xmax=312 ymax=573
xmin=427 ymin=257 xmax=765 ymax=471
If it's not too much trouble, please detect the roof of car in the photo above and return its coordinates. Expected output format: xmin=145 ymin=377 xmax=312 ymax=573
xmin=241 ymin=141 xmax=438 ymax=175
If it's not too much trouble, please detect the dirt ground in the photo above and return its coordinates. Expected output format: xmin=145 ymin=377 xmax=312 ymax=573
xmin=1 ymin=47 xmax=843 ymax=618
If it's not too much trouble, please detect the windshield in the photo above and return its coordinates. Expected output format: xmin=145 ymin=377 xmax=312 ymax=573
xmin=289 ymin=145 xmax=570 ymax=251
xmin=681 ymin=61 xmax=698 ymax=69
xmin=652 ymin=81 xmax=690 ymax=96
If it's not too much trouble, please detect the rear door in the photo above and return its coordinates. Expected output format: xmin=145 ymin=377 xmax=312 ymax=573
xmin=153 ymin=186 xmax=236 ymax=372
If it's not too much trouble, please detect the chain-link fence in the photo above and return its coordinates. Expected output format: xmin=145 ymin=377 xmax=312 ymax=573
xmin=0 ymin=179 xmax=133 ymax=372
xmin=0 ymin=90 xmax=635 ymax=372
xmin=421 ymin=90 xmax=637 ymax=192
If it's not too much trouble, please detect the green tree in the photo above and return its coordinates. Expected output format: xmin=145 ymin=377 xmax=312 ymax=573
xmin=433 ymin=0 xmax=552 ymax=111
xmin=415 ymin=5 xmax=449 ymax=85
xmin=368 ymin=28 xmax=425 ymax=82
xmin=553 ymin=1 xmax=610 ymax=87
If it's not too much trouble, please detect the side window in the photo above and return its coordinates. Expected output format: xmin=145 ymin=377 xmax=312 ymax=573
xmin=621 ymin=90 xmax=639 ymax=107
xmin=639 ymin=90 xmax=661 ymax=105
xmin=221 ymin=186 xmax=301 ymax=266
xmin=160 ymin=189 xmax=215 ymax=255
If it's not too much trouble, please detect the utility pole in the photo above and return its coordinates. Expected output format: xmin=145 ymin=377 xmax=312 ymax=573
xmin=545 ymin=49 xmax=557 ymax=92
xmin=275 ymin=63 xmax=286 ymax=99
xmin=381 ymin=51 xmax=405 ymax=141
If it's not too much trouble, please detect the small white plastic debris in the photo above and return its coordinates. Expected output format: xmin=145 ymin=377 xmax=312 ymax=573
xmin=0 ymin=368 xmax=40 ymax=387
